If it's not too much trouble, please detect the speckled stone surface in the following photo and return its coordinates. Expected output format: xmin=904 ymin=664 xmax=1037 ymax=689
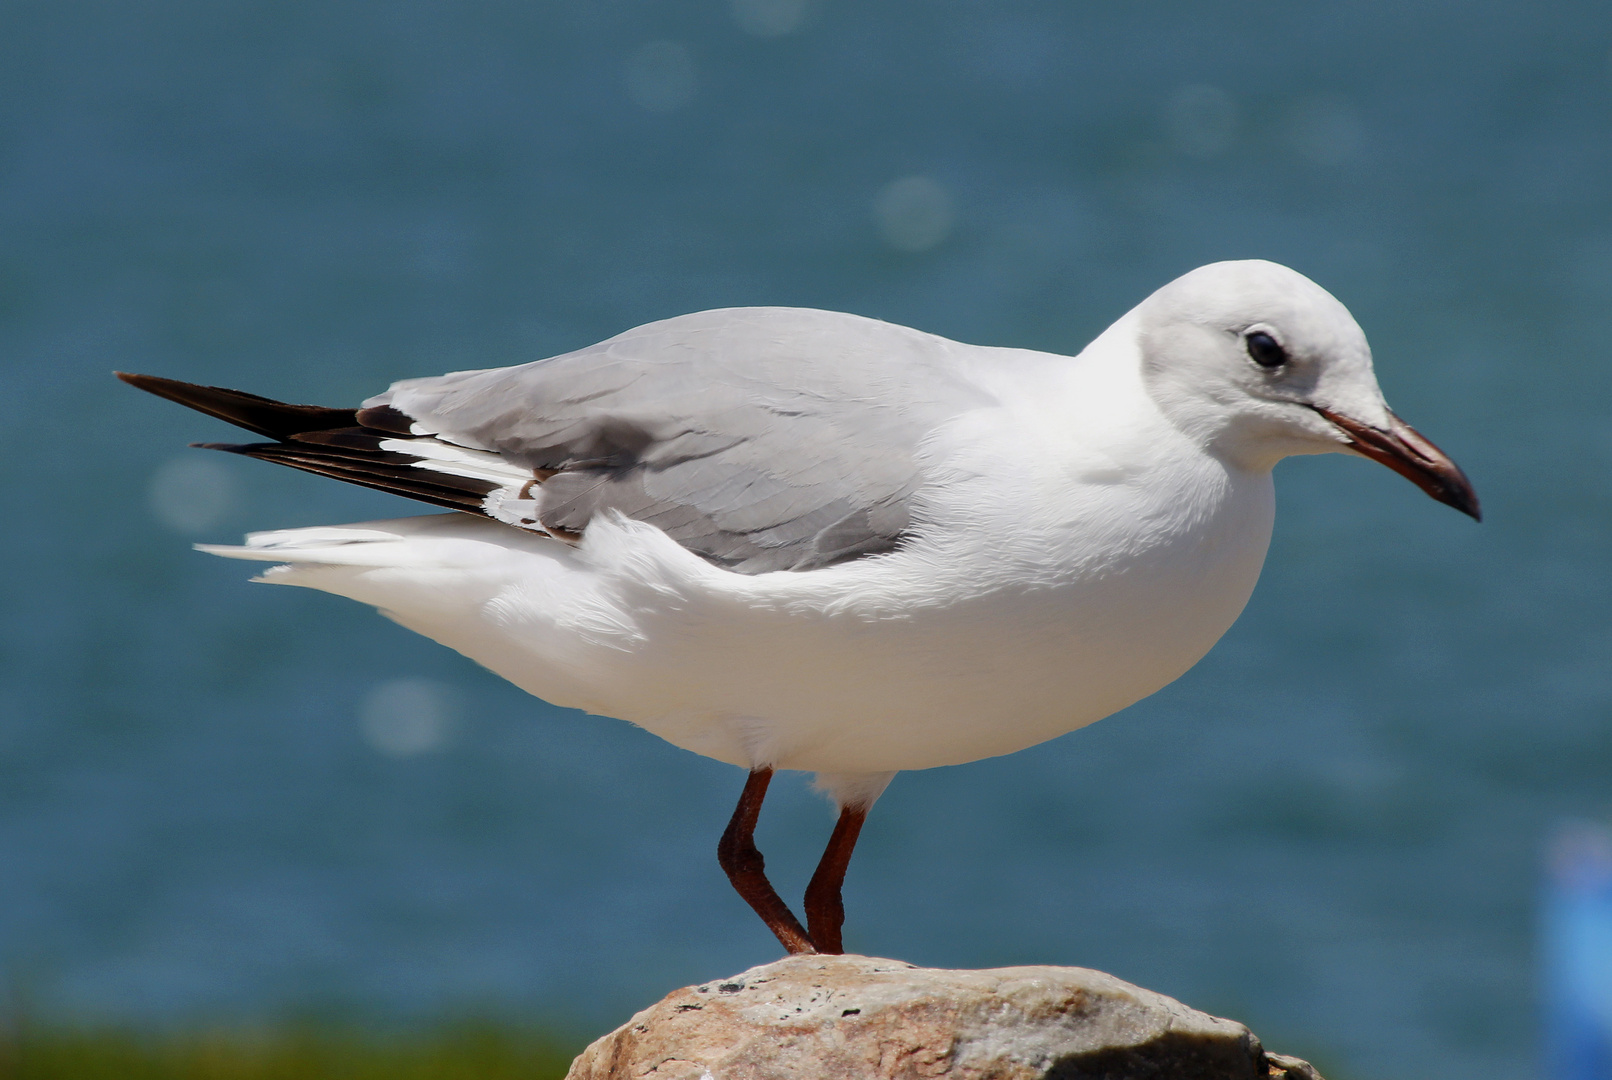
xmin=565 ymin=954 xmax=1324 ymax=1079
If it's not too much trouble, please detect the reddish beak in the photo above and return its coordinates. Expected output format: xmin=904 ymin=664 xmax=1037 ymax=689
xmin=1312 ymin=406 xmax=1482 ymax=521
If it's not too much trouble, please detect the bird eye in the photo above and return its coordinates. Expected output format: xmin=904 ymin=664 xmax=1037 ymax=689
xmin=1244 ymin=330 xmax=1288 ymax=369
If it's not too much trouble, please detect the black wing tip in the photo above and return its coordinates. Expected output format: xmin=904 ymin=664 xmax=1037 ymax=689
xmin=117 ymin=370 xmax=232 ymax=397
xmin=117 ymin=371 xmax=360 ymax=439
xmin=116 ymin=371 xmax=171 ymax=392
xmin=355 ymin=404 xmax=417 ymax=434
xmin=129 ymin=373 xmax=492 ymax=519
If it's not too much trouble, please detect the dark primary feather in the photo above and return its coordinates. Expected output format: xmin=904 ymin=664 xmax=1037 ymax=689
xmin=116 ymin=372 xmax=498 ymax=514
xmin=118 ymin=308 xmax=996 ymax=573
xmin=204 ymin=436 xmax=497 ymax=513
xmin=115 ymin=372 xmax=359 ymax=439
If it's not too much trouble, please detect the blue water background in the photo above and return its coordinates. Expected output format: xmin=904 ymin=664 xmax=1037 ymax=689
xmin=3 ymin=3 xmax=1611 ymax=1077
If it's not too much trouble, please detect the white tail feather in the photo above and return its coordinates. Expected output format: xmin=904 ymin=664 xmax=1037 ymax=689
xmin=195 ymin=513 xmax=551 ymax=568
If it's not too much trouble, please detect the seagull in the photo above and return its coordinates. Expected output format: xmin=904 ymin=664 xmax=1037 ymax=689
xmin=120 ymin=260 xmax=1479 ymax=956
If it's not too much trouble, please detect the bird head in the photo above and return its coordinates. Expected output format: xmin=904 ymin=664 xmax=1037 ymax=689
xmin=1135 ymin=259 xmax=1480 ymax=521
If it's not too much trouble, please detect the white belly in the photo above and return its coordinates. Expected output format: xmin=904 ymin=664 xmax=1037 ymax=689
xmin=250 ymin=451 xmax=1274 ymax=775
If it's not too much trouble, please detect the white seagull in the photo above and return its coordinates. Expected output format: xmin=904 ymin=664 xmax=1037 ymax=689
xmin=121 ymin=260 xmax=1479 ymax=956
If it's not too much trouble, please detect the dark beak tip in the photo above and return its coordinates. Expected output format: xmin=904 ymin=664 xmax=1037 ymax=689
xmin=1431 ymin=457 xmax=1482 ymax=523
xmin=1313 ymin=405 xmax=1482 ymax=524
xmin=1424 ymin=467 xmax=1482 ymax=523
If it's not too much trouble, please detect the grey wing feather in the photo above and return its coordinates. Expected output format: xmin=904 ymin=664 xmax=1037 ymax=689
xmin=366 ymin=308 xmax=995 ymax=573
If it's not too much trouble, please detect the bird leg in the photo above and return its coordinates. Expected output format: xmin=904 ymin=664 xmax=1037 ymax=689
xmin=718 ymin=767 xmax=817 ymax=955
xmin=803 ymin=803 xmax=868 ymax=955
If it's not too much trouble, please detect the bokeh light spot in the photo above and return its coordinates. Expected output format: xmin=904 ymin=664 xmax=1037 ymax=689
xmin=359 ymin=678 xmax=457 ymax=757
xmin=873 ymin=176 xmax=955 ymax=253
xmin=730 ymin=0 xmax=810 ymax=38
xmin=148 ymin=455 xmax=235 ymax=535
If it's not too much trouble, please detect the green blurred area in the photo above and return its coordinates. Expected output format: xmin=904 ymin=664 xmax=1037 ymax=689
xmin=0 ymin=1023 xmax=576 ymax=1080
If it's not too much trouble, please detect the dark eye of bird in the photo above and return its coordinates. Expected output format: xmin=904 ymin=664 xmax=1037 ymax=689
xmin=1244 ymin=330 xmax=1288 ymax=369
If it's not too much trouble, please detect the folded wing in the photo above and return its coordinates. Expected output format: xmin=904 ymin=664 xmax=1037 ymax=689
xmin=123 ymin=307 xmax=994 ymax=574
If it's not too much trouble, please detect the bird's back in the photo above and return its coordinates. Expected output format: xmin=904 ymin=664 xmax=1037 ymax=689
xmin=370 ymin=307 xmax=999 ymax=573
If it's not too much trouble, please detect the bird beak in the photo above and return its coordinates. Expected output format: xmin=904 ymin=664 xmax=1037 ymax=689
xmin=1311 ymin=406 xmax=1482 ymax=522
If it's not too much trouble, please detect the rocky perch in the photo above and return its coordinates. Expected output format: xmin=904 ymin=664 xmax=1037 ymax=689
xmin=566 ymin=954 xmax=1323 ymax=1079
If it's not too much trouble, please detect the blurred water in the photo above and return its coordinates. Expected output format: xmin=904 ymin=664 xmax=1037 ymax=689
xmin=2 ymin=3 xmax=1610 ymax=1077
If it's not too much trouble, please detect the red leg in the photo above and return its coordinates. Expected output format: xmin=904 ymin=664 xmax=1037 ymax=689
xmin=717 ymin=768 xmax=817 ymax=955
xmin=803 ymin=804 xmax=868 ymax=955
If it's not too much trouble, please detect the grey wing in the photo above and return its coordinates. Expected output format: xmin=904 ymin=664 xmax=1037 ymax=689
xmin=364 ymin=307 xmax=996 ymax=573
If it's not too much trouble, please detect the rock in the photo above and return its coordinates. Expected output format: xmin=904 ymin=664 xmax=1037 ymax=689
xmin=566 ymin=954 xmax=1324 ymax=1080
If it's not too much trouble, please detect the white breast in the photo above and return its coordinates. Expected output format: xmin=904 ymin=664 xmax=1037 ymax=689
xmin=548 ymin=401 xmax=1275 ymax=774
xmin=213 ymin=343 xmax=1276 ymax=776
